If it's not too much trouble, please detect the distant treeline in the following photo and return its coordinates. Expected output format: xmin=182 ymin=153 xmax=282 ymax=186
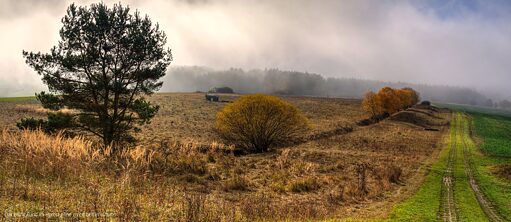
xmin=161 ymin=66 xmax=491 ymax=106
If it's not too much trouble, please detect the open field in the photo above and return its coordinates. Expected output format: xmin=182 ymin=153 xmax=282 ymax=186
xmin=0 ymin=93 xmax=451 ymax=221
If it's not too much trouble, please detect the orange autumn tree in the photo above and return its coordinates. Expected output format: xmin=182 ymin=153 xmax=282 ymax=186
xmin=396 ymin=88 xmax=420 ymax=109
xmin=403 ymin=87 xmax=420 ymax=105
xmin=362 ymin=91 xmax=381 ymax=117
xmin=377 ymin=87 xmax=402 ymax=114
xmin=396 ymin=89 xmax=413 ymax=109
xmin=362 ymin=87 xmax=420 ymax=117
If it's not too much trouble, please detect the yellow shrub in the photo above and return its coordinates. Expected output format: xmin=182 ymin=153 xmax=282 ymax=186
xmin=216 ymin=94 xmax=309 ymax=153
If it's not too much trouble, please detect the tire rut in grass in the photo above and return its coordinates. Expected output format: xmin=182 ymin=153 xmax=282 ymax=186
xmin=439 ymin=118 xmax=458 ymax=222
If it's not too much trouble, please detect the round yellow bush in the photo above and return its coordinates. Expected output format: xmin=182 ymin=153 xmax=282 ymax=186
xmin=216 ymin=94 xmax=309 ymax=153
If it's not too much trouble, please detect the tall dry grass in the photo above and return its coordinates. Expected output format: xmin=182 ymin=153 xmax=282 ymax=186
xmin=0 ymin=129 xmax=96 ymax=177
xmin=0 ymin=129 xmax=234 ymax=179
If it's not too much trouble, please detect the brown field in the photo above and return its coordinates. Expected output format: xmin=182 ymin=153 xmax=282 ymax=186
xmin=0 ymin=93 xmax=451 ymax=221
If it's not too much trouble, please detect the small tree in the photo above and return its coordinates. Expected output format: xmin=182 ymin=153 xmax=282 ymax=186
xmin=22 ymin=3 xmax=172 ymax=149
xmin=216 ymin=94 xmax=309 ymax=153
xmin=362 ymin=91 xmax=381 ymax=117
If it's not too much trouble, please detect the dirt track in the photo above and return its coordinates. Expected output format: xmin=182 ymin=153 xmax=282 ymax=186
xmin=460 ymin=115 xmax=504 ymax=222
xmin=439 ymin=118 xmax=457 ymax=222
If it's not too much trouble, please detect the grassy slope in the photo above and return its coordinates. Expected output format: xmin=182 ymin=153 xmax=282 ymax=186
xmin=0 ymin=96 xmax=36 ymax=102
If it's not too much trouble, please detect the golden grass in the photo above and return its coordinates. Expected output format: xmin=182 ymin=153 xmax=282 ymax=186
xmin=0 ymin=129 xmax=93 ymax=177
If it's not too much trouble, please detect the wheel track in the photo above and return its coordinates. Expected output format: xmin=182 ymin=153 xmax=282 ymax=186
xmin=459 ymin=115 xmax=505 ymax=222
xmin=439 ymin=116 xmax=458 ymax=222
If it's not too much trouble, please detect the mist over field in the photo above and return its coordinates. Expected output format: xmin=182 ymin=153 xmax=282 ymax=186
xmin=163 ymin=66 xmax=490 ymax=106
xmin=1 ymin=0 xmax=511 ymax=101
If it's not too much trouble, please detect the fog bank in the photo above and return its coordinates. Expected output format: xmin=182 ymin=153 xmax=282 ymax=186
xmin=163 ymin=66 xmax=490 ymax=106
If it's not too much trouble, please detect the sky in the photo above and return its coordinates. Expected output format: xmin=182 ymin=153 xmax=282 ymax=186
xmin=0 ymin=0 xmax=510 ymax=99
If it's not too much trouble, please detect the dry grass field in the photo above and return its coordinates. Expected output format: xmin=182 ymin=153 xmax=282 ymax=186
xmin=136 ymin=93 xmax=364 ymax=145
xmin=0 ymin=93 xmax=451 ymax=221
